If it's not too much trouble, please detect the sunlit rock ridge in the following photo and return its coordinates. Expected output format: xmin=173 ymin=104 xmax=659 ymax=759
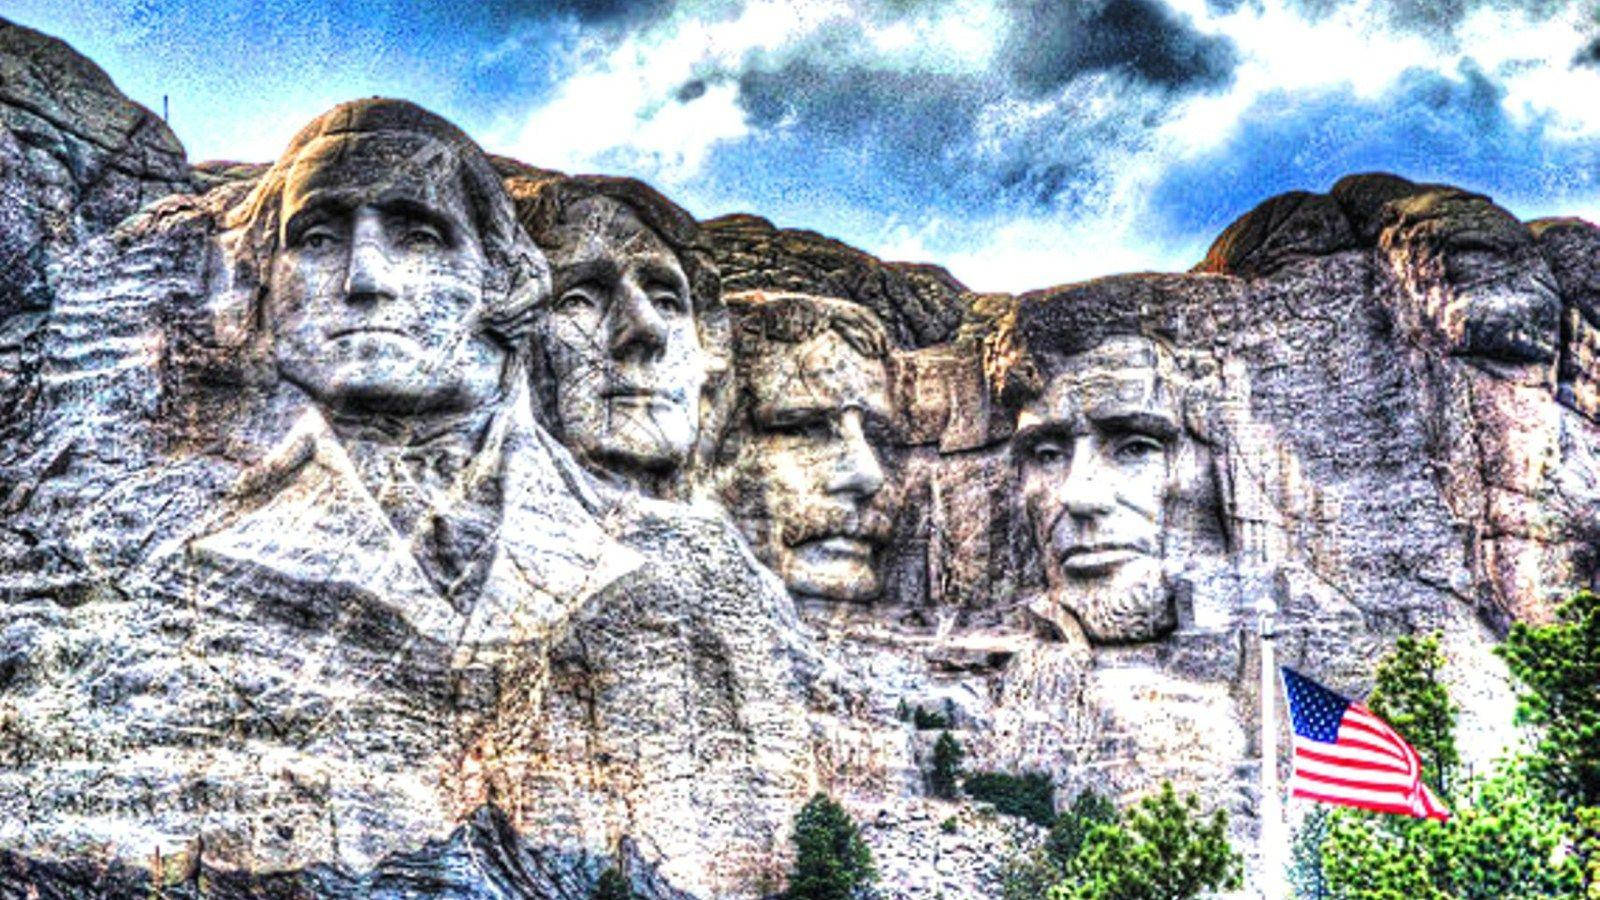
xmin=2 ymin=18 xmax=1595 ymax=900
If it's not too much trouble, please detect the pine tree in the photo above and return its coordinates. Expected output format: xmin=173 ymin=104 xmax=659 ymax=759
xmin=1286 ymin=807 xmax=1331 ymax=900
xmin=1366 ymin=633 xmax=1458 ymax=798
xmin=1496 ymin=589 xmax=1600 ymax=811
xmin=591 ymin=866 xmax=633 ymax=900
xmin=929 ymin=730 xmax=964 ymax=799
xmin=1045 ymin=789 xmax=1119 ymax=869
xmin=784 ymin=793 xmax=876 ymax=900
xmin=1049 ymin=782 xmax=1241 ymax=900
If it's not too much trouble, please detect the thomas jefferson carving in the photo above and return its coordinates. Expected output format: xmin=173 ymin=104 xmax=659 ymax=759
xmin=716 ymin=292 xmax=896 ymax=602
xmin=512 ymin=176 xmax=726 ymax=498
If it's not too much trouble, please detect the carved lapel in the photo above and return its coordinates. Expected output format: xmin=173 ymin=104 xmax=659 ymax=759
xmin=187 ymin=408 xmax=465 ymax=646
xmin=464 ymin=386 xmax=643 ymax=651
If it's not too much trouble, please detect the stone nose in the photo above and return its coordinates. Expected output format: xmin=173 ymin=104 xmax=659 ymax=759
xmin=1060 ymin=437 xmax=1116 ymax=519
xmin=343 ymin=213 xmax=398 ymax=305
xmin=607 ymin=280 xmax=667 ymax=361
xmin=828 ymin=410 xmax=885 ymax=499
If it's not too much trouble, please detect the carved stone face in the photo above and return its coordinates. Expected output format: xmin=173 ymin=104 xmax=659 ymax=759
xmin=733 ymin=330 xmax=894 ymax=601
xmin=538 ymin=195 xmax=708 ymax=479
xmin=1385 ymin=190 xmax=1561 ymax=362
xmin=1014 ymin=336 xmax=1181 ymax=643
xmin=267 ymin=134 xmax=502 ymax=416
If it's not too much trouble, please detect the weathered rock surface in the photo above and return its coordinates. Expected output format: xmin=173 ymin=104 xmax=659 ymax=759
xmin=0 ymin=17 xmax=190 ymax=453
xmin=2 ymin=23 xmax=1597 ymax=900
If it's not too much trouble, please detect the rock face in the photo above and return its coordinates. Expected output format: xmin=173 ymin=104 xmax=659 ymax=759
xmin=0 ymin=17 xmax=190 ymax=471
xmin=3 ymin=23 xmax=1598 ymax=900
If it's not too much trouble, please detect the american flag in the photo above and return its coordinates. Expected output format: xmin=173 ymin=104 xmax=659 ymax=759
xmin=1281 ymin=667 xmax=1450 ymax=821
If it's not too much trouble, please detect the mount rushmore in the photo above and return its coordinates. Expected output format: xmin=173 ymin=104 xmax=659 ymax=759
xmin=2 ymin=17 xmax=1597 ymax=899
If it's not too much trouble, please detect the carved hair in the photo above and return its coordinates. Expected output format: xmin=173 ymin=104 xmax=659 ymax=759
xmin=713 ymin=291 xmax=892 ymax=469
xmin=725 ymin=290 xmax=891 ymax=362
xmin=226 ymin=98 xmax=549 ymax=345
xmin=508 ymin=173 xmax=726 ymax=346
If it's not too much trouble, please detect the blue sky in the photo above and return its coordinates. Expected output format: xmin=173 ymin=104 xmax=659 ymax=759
xmin=7 ymin=0 xmax=1600 ymax=290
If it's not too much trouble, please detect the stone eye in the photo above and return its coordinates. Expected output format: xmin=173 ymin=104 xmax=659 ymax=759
xmin=1029 ymin=441 xmax=1067 ymax=465
xmin=296 ymin=226 xmax=340 ymax=251
xmin=401 ymin=225 xmax=445 ymax=250
xmin=651 ymin=291 xmax=687 ymax=315
xmin=1114 ymin=435 xmax=1164 ymax=462
xmin=556 ymin=288 xmax=599 ymax=313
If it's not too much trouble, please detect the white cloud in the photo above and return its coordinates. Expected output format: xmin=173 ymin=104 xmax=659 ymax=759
xmin=482 ymin=0 xmax=1600 ymax=292
xmin=874 ymin=212 xmax=1206 ymax=294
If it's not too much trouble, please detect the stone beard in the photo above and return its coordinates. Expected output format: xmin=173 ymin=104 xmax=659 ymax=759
xmin=721 ymin=295 xmax=896 ymax=602
xmin=535 ymin=193 xmax=710 ymax=488
xmin=1013 ymin=335 xmax=1187 ymax=644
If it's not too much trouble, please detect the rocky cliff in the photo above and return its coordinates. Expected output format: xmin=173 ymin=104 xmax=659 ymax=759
xmin=1 ymin=19 xmax=1596 ymax=900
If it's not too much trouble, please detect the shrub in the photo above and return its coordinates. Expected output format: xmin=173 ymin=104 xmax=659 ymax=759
xmin=591 ymin=866 xmax=632 ymax=900
xmin=1051 ymin=782 xmax=1241 ymax=900
xmin=784 ymin=793 xmax=876 ymax=900
xmin=1045 ymin=790 xmax=1119 ymax=869
xmin=912 ymin=705 xmax=952 ymax=730
xmin=929 ymin=731 xmax=964 ymax=799
xmin=964 ymin=771 xmax=1057 ymax=827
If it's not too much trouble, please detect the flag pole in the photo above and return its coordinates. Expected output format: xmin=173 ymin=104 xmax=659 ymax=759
xmin=1259 ymin=603 xmax=1286 ymax=900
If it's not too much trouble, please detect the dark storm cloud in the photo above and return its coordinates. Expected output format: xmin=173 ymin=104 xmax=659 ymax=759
xmin=1576 ymin=34 xmax=1600 ymax=68
xmin=1146 ymin=64 xmax=1600 ymax=243
xmin=1003 ymin=0 xmax=1238 ymax=95
xmin=719 ymin=48 xmax=1156 ymax=223
xmin=478 ymin=0 xmax=679 ymax=30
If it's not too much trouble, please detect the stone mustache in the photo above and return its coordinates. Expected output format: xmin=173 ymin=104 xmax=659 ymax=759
xmin=4 ymin=37 xmax=1600 ymax=900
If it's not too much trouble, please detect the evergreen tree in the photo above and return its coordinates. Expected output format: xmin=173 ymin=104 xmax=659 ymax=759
xmin=1496 ymin=589 xmax=1600 ymax=811
xmin=591 ymin=866 xmax=633 ymax=900
xmin=1366 ymin=633 xmax=1459 ymax=798
xmin=1045 ymin=789 xmax=1119 ymax=870
xmin=785 ymin=793 xmax=876 ymax=900
xmin=1048 ymin=782 xmax=1242 ymax=900
xmin=1287 ymin=807 xmax=1331 ymax=900
xmin=929 ymin=730 xmax=964 ymax=799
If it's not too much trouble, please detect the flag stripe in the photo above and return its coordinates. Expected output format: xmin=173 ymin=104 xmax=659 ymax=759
xmin=1280 ymin=667 xmax=1451 ymax=822
xmin=1293 ymin=759 xmax=1419 ymax=788
xmin=1291 ymin=787 xmax=1420 ymax=817
xmin=1293 ymin=740 xmax=1412 ymax=772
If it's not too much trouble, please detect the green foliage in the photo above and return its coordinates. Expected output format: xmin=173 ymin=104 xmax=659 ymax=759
xmin=1288 ymin=807 xmax=1332 ymax=900
xmin=1046 ymin=782 xmax=1242 ymax=900
xmin=1321 ymin=762 xmax=1581 ymax=899
xmin=1497 ymin=589 xmax=1600 ymax=811
xmin=929 ymin=730 xmax=964 ymax=799
xmin=590 ymin=866 xmax=633 ymax=900
xmin=939 ymin=816 xmax=958 ymax=834
xmin=785 ymin=793 xmax=877 ymax=900
xmin=1367 ymin=633 xmax=1459 ymax=798
xmin=1321 ymin=812 xmax=1451 ymax=900
xmin=964 ymin=771 xmax=1057 ymax=827
xmin=912 ymin=704 xmax=952 ymax=730
xmin=1575 ymin=806 xmax=1600 ymax=897
xmin=1318 ymin=624 xmax=1593 ymax=899
xmin=1045 ymin=790 xmax=1120 ymax=870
